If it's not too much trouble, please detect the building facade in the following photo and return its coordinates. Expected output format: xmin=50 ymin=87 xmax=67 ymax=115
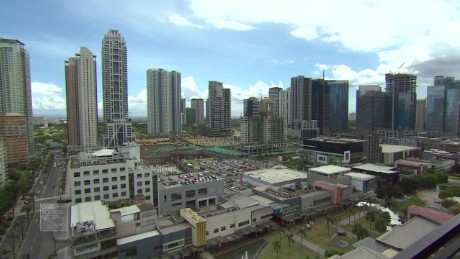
xmin=0 ymin=113 xmax=29 ymax=163
xmin=415 ymin=99 xmax=427 ymax=131
xmin=146 ymin=69 xmax=182 ymax=135
xmin=191 ymin=98 xmax=205 ymax=126
xmin=356 ymin=85 xmax=386 ymax=130
xmin=65 ymin=47 xmax=98 ymax=149
xmin=268 ymin=87 xmax=281 ymax=118
xmin=290 ymin=76 xmax=312 ymax=127
xmin=0 ymin=38 xmax=34 ymax=156
xmin=101 ymin=30 xmax=135 ymax=148
xmin=206 ymin=81 xmax=231 ymax=136
xmin=0 ymin=138 xmax=6 ymax=188
xmin=385 ymin=73 xmax=417 ymax=130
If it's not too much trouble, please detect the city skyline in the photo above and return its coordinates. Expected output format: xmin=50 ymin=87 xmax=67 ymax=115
xmin=2 ymin=0 xmax=460 ymax=117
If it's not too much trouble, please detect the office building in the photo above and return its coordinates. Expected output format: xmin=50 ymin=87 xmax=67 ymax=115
xmin=181 ymin=98 xmax=186 ymax=125
xmin=243 ymin=97 xmax=260 ymax=117
xmin=206 ymin=81 xmax=231 ymax=136
xmin=68 ymin=144 xmax=155 ymax=205
xmin=0 ymin=113 xmax=29 ymax=163
xmin=146 ymin=69 xmax=182 ymax=135
xmin=0 ymin=139 xmax=6 ymax=188
xmin=185 ymin=108 xmax=195 ymax=127
xmin=0 ymin=38 xmax=34 ymax=157
xmin=65 ymin=47 xmax=98 ymax=149
xmin=101 ymin=30 xmax=135 ymax=148
xmin=356 ymin=85 xmax=386 ymax=130
xmin=191 ymin=98 xmax=205 ymax=126
xmin=268 ymin=87 xmax=281 ymax=118
xmin=426 ymin=85 xmax=445 ymax=132
xmin=312 ymin=79 xmax=349 ymax=135
xmin=415 ymin=99 xmax=426 ymax=131
xmin=385 ymin=73 xmax=417 ymax=130
xmin=290 ymin=76 xmax=312 ymax=127
xmin=279 ymin=89 xmax=290 ymax=123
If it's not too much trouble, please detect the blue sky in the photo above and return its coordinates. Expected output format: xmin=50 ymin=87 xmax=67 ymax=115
xmin=2 ymin=0 xmax=460 ymax=117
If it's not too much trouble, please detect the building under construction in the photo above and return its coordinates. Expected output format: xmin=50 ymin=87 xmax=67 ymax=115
xmin=385 ymin=73 xmax=417 ymax=130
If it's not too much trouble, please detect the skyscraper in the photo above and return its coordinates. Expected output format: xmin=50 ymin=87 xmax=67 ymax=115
xmin=181 ymin=98 xmax=186 ymax=125
xmin=243 ymin=97 xmax=260 ymax=117
xmin=65 ymin=47 xmax=98 ymax=148
xmin=146 ymin=69 xmax=182 ymax=135
xmin=207 ymin=81 xmax=231 ymax=136
xmin=268 ymin=87 xmax=281 ymax=118
xmin=101 ymin=30 xmax=134 ymax=147
xmin=312 ymin=79 xmax=349 ymax=135
xmin=426 ymin=85 xmax=444 ymax=132
xmin=415 ymin=99 xmax=426 ymax=131
xmin=279 ymin=89 xmax=290 ymax=123
xmin=385 ymin=73 xmax=417 ymax=130
xmin=356 ymin=85 xmax=386 ymax=130
xmin=191 ymin=98 xmax=205 ymax=126
xmin=290 ymin=76 xmax=312 ymax=128
xmin=0 ymin=38 xmax=34 ymax=157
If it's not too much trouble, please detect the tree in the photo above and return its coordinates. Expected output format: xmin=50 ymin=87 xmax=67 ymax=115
xmin=326 ymin=214 xmax=339 ymax=236
xmin=272 ymin=240 xmax=281 ymax=259
xmin=366 ymin=211 xmax=377 ymax=232
xmin=398 ymin=177 xmax=418 ymax=195
xmin=352 ymin=223 xmax=369 ymax=240
xmin=417 ymin=173 xmax=438 ymax=189
xmin=286 ymin=233 xmax=294 ymax=254
xmin=348 ymin=205 xmax=356 ymax=224
xmin=297 ymin=226 xmax=307 ymax=246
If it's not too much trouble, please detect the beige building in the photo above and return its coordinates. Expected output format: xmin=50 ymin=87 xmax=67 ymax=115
xmin=191 ymin=98 xmax=205 ymax=126
xmin=0 ymin=113 xmax=29 ymax=163
xmin=65 ymin=47 xmax=98 ymax=148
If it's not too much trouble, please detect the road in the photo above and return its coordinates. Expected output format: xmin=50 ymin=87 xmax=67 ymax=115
xmin=17 ymin=157 xmax=68 ymax=259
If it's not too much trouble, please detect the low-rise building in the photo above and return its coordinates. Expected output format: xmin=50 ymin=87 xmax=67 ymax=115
xmin=309 ymin=165 xmax=351 ymax=178
xmin=380 ymin=144 xmax=421 ymax=166
xmin=346 ymin=172 xmax=375 ymax=193
xmin=352 ymin=163 xmax=399 ymax=185
xmin=242 ymin=165 xmax=307 ymax=187
xmin=303 ymin=137 xmax=368 ymax=166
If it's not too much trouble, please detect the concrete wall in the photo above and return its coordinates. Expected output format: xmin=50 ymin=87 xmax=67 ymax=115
xmin=117 ymin=234 xmax=163 ymax=259
xmin=300 ymin=191 xmax=331 ymax=210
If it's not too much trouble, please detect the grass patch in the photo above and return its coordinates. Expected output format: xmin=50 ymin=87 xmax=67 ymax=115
xmin=259 ymin=232 xmax=324 ymax=259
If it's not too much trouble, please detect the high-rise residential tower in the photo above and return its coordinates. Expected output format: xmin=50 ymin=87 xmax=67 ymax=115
xmin=146 ymin=69 xmax=182 ymax=135
xmin=207 ymin=81 xmax=231 ymax=136
xmin=290 ymin=76 xmax=312 ymax=128
xmin=356 ymin=85 xmax=386 ymax=130
xmin=385 ymin=73 xmax=417 ymax=130
xmin=415 ymin=99 xmax=426 ymax=131
xmin=101 ymin=30 xmax=134 ymax=147
xmin=65 ymin=47 xmax=98 ymax=148
xmin=279 ymin=89 xmax=290 ymax=123
xmin=181 ymin=98 xmax=186 ymax=125
xmin=0 ymin=38 xmax=34 ymax=157
xmin=268 ymin=87 xmax=281 ymax=118
xmin=191 ymin=98 xmax=205 ymax=126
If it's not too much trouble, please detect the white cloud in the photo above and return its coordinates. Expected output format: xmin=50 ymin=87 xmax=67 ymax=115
xmin=31 ymin=82 xmax=66 ymax=115
xmin=169 ymin=14 xmax=202 ymax=28
xmin=182 ymin=76 xmax=204 ymax=99
xmin=31 ymin=82 xmax=63 ymax=95
xmin=270 ymin=59 xmax=294 ymax=65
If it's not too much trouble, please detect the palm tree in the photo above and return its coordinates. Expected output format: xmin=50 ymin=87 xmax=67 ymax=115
xmin=326 ymin=214 xmax=339 ymax=236
xmin=273 ymin=240 xmax=281 ymax=259
xmin=366 ymin=211 xmax=377 ymax=232
xmin=352 ymin=223 xmax=369 ymax=240
xmin=297 ymin=226 xmax=307 ymax=246
xmin=287 ymin=233 xmax=294 ymax=254
xmin=279 ymin=226 xmax=286 ymax=246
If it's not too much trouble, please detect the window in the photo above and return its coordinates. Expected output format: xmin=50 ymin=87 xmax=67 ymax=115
xmin=103 ymin=178 xmax=109 ymax=183
xmin=171 ymin=193 xmax=182 ymax=201
xmin=120 ymin=167 xmax=126 ymax=172
xmin=121 ymin=191 xmax=127 ymax=196
xmin=172 ymin=202 xmax=182 ymax=207
xmin=103 ymin=186 xmax=109 ymax=191
xmin=253 ymin=218 xmax=257 ymax=223
xmin=103 ymin=194 xmax=109 ymax=199
xmin=214 ymin=228 xmax=219 ymax=233
xmin=144 ymin=173 xmax=149 ymax=177
xmin=93 ymin=179 xmax=100 ymax=184
xmin=137 ymin=189 xmax=143 ymax=194
xmin=145 ymin=195 xmax=151 ymax=200
xmin=102 ymin=169 xmax=108 ymax=174
xmin=94 ymin=187 xmax=100 ymax=192
xmin=75 ymin=190 xmax=81 ymax=195
xmin=111 ymin=168 xmax=117 ymax=173
xmin=144 ymin=180 xmax=150 ymax=185
xmin=84 ymin=171 xmax=90 ymax=176
xmin=93 ymin=170 xmax=99 ymax=175
xmin=112 ymin=185 xmax=118 ymax=190
xmin=145 ymin=188 xmax=150 ymax=193
xmin=198 ymin=188 xmax=207 ymax=196
xmin=112 ymin=177 xmax=117 ymax=182
xmin=85 ymin=197 xmax=91 ymax=202
xmin=75 ymin=198 xmax=82 ymax=203
xmin=230 ymin=223 xmax=235 ymax=228
xmin=221 ymin=226 xmax=226 ymax=231
xmin=121 ymin=183 xmax=126 ymax=189
xmin=113 ymin=193 xmax=118 ymax=198
xmin=163 ymin=239 xmax=184 ymax=252
xmin=137 ymin=174 xmax=142 ymax=178
xmin=137 ymin=181 xmax=142 ymax=186
xmin=121 ymin=176 xmax=126 ymax=181
xmin=95 ymin=195 xmax=100 ymax=200
xmin=84 ymin=180 xmax=90 ymax=185
xmin=238 ymin=220 xmax=249 ymax=227
xmin=186 ymin=190 xmax=195 ymax=198
xmin=206 ymin=231 xmax=209 ymax=236
xmin=85 ymin=188 xmax=91 ymax=194
xmin=74 ymin=181 xmax=81 ymax=187
xmin=74 ymin=172 xmax=80 ymax=177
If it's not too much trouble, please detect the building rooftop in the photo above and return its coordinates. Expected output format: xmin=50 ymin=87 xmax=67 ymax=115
xmin=158 ymin=222 xmax=190 ymax=235
xmin=380 ymin=144 xmax=419 ymax=153
xmin=180 ymin=208 xmax=206 ymax=223
xmin=331 ymin=245 xmax=388 ymax=259
xmin=92 ymin=148 xmax=116 ymax=157
xmin=117 ymin=230 xmax=160 ymax=246
xmin=244 ymin=165 xmax=307 ymax=185
xmin=352 ymin=163 xmax=396 ymax=174
xmin=110 ymin=205 xmax=140 ymax=216
xmin=352 ymin=237 xmax=388 ymax=253
xmin=346 ymin=172 xmax=375 ymax=181
xmin=376 ymin=216 xmax=439 ymax=250
xmin=70 ymin=201 xmax=115 ymax=232
xmin=307 ymin=137 xmax=366 ymax=144
xmin=309 ymin=165 xmax=351 ymax=175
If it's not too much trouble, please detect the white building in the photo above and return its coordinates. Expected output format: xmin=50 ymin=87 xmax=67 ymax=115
xmin=309 ymin=165 xmax=351 ymax=178
xmin=65 ymin=47 xmax=98 ymax=148
xmin=346 ymin=172 xmax=375 ymax=193
xmin=68 ymin=144 xmax=155 ymax=205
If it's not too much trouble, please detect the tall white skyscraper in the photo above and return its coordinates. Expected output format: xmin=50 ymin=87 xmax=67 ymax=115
xmin=146 ymin=69 xmax=182 ymax=135
xmin=65 ymin=47 xmax=98 ymax=148
xmin=207 ymin=81 xmax=231 ymax=136
xmin=101 ymin=30 xmax=134 ymax=147
xmin=0 ymin=38 xmax=34 ymax=157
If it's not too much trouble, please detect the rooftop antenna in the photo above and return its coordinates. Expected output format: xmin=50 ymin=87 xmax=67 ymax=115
xmin=322 ymin=69 xmax=325 ymax=80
